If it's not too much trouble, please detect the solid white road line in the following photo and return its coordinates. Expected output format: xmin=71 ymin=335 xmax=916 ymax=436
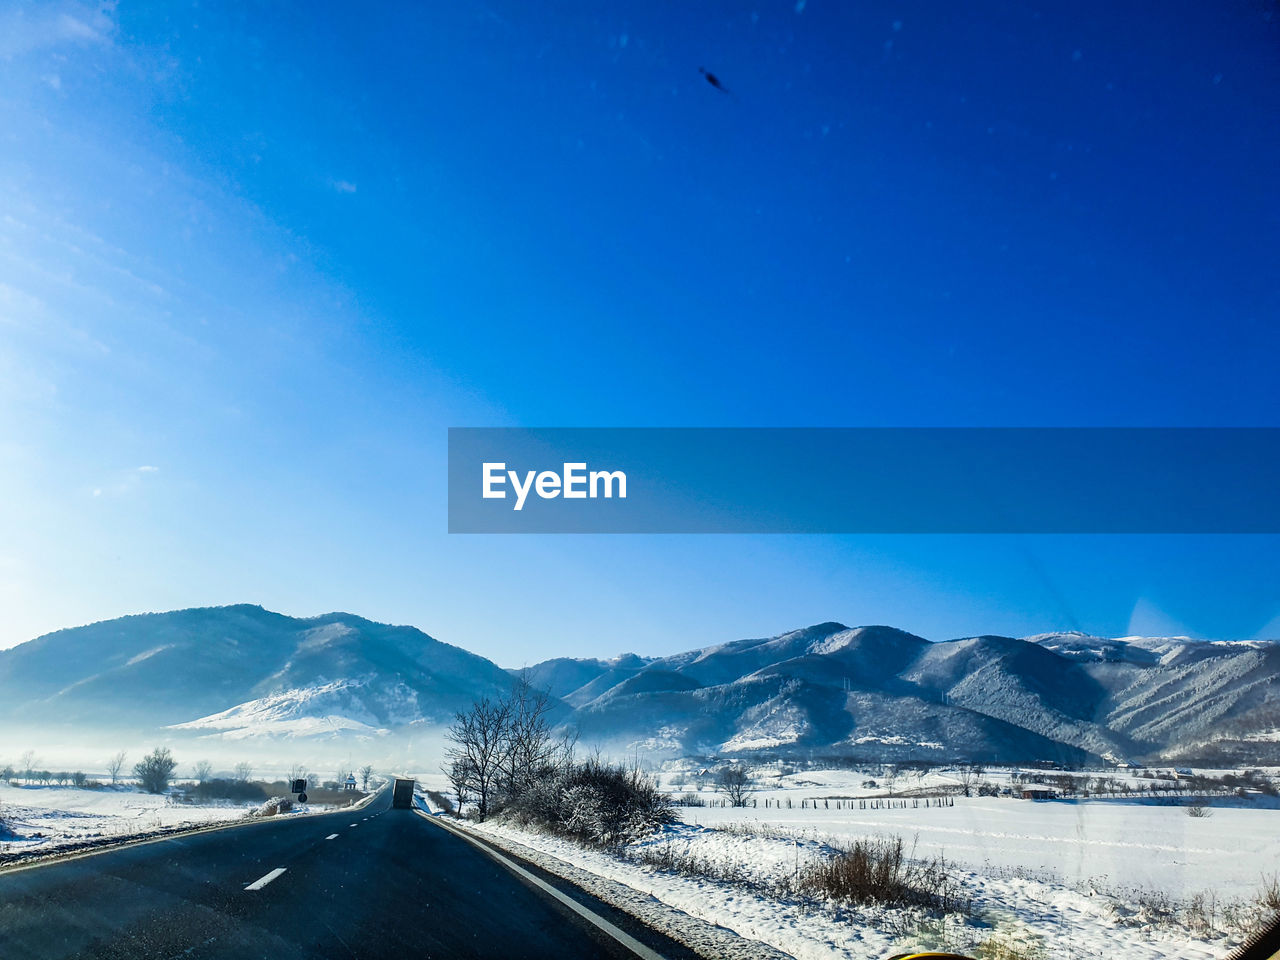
xmin=418 ymin=812 xmax=668 ymax=960
xmin=326 ymin=834 xmax=340 ymax=840
xmin=244 ymin=867 xmax=286 ymax=891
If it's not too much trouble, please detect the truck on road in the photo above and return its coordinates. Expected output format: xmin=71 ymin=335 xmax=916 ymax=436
xmin=392 ymin=777 xmax=416 ymax=809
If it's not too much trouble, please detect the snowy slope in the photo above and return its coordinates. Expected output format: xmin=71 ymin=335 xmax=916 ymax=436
xmin=169 ymin=678 xmax=395 ymax=740
xmin=548 ymin=625 xmax=1280 ymax=764
xmin=0 ymin=605 xmax=516 ymax=733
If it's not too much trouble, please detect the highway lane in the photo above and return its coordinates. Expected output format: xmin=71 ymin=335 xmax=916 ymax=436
xmin=0 ymin=789 xmax=695 ymax=959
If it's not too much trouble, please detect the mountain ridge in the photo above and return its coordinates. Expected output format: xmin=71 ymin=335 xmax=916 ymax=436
xmin=1 ymin=606 xmax=1276 ymax=764
xmin=0 ymin=604 xmax=516 ymax=735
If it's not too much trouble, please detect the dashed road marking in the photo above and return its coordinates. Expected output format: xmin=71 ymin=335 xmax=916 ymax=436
xmin=244 ymin=867 xmax=286 ymax=891
xmin=326 ymin=833 xmax=340 ymax=840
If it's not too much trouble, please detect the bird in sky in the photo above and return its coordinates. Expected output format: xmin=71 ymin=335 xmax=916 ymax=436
xmin=699 ymin=67 xmax=730 ymax=94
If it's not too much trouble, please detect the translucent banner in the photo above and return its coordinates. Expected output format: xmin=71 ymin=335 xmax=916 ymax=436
xmin=447 ymin=428 xmax=1280 ymax=533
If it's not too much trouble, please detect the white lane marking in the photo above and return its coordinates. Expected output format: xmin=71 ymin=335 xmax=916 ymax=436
xmin=326 ymin=833 xmax=340 ymax=840
xmin=350 ymin=823 xmax=359 ymax=827
xmin=419 ymin=812 xmax=668 ymax=960
xmin=244 ymin=867 xmax=286 ymax=891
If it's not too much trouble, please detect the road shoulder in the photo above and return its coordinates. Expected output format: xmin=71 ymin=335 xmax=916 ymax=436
xmin=418 ymin=811 xmax=791 ymax=960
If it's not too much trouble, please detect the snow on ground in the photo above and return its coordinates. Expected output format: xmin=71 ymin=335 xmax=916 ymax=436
xmin=674 ymin=767 xmax=1280 ymax=900
xmin=465 ymin=816 xmax=909 ymax=960
xmin=417 ymin=766 xmax=1275 ymax=959
xmin=683 ymin=796 xmax=1278 ymax=901
xmin=461 ymin=816 xmax=1230 ymax=960
xmin=0 ymin=782 xmax=339 ymax=857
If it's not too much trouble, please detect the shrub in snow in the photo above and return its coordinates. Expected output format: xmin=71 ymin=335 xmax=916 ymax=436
xmin=499 ymin=758 xmax=675 ymax=848
xmin=973 ymin=923 xmax=1047 ymax=959
xmin=799 ymin=836 xmax=969 ymax=913
xmin=134 ymin=747 xmax=177 ymax=794
xmin=254 ymin=797 xmax=293 ymax=817
xmin=446 ymin=680 xmax=673 ymax=843
xmin=187 ymin=778 xmax=269 ymax=803
xmin=424 ymin=789 xmax=455 ymax=814
xmin=1258 ymin=874 xmax=1280 ymax=915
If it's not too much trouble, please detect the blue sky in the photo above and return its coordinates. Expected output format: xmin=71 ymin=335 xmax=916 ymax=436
xmin=1 ymin=1 xmax=1277 ymax=663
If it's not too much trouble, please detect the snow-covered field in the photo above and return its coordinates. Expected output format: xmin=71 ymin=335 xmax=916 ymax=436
xmin=0 ymin=782 xmax=343 ymax=858
xmin=464 ymin=816 xmax=1239 ymax=960
xmin=675 ymin=767 xmax=1280 ymax=898
xmin=685 ymin=797 xmax=1277 ymax=901
xmin=419 ymin=765 xmax=1279 ymax=959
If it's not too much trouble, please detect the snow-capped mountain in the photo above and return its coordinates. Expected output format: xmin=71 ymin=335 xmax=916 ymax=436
xmin=0 ymin=605 xmax=515 ymax=740
xmin=1 ymin=607 xmax=1275 ymax=762
xmin=1024 ymin=631 xmax=1280 ymax=763
xmin=541 ymin=624 xmax=1280 ymax=765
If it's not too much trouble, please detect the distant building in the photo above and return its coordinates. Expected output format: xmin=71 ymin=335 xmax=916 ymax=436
xmin=1021 ymin=788 xmax=1055 ymax=800
xmin=344 ymin=774 xmax=357 ymax=791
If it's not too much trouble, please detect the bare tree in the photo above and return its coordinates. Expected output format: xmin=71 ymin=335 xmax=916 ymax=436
xmin=107 ymin=752 xmax=127 ymax=786
xmin=715 ymin=765 xmax=753 ymax=807
xmin=956 ymin=763 xmax=977 ymax=797
xmin=135 ymin=748 xmax=177 ymax=794
xmin=359 ymin=764 xmax=374 ymax=791
xmin=883 ymin=764 xmax=899 ymax=797
xmin=192 ymin=760 xmax=213 ymax=783
xmin=20 ymin=750 xmax=37 ymax=784
xmin=233 ymin=761 xmax=253 ymax=782
xmin=443 ymin=696 xmax=511 ymax=821
xmin=446 ymin=756 xmax=475 ymax=812
xmin=501 ymin=673 xmax=561 ymax=797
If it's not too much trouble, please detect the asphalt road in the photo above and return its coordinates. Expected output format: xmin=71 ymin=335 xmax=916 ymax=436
xmin=0 ymin=790 xmax=696 ymax=960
